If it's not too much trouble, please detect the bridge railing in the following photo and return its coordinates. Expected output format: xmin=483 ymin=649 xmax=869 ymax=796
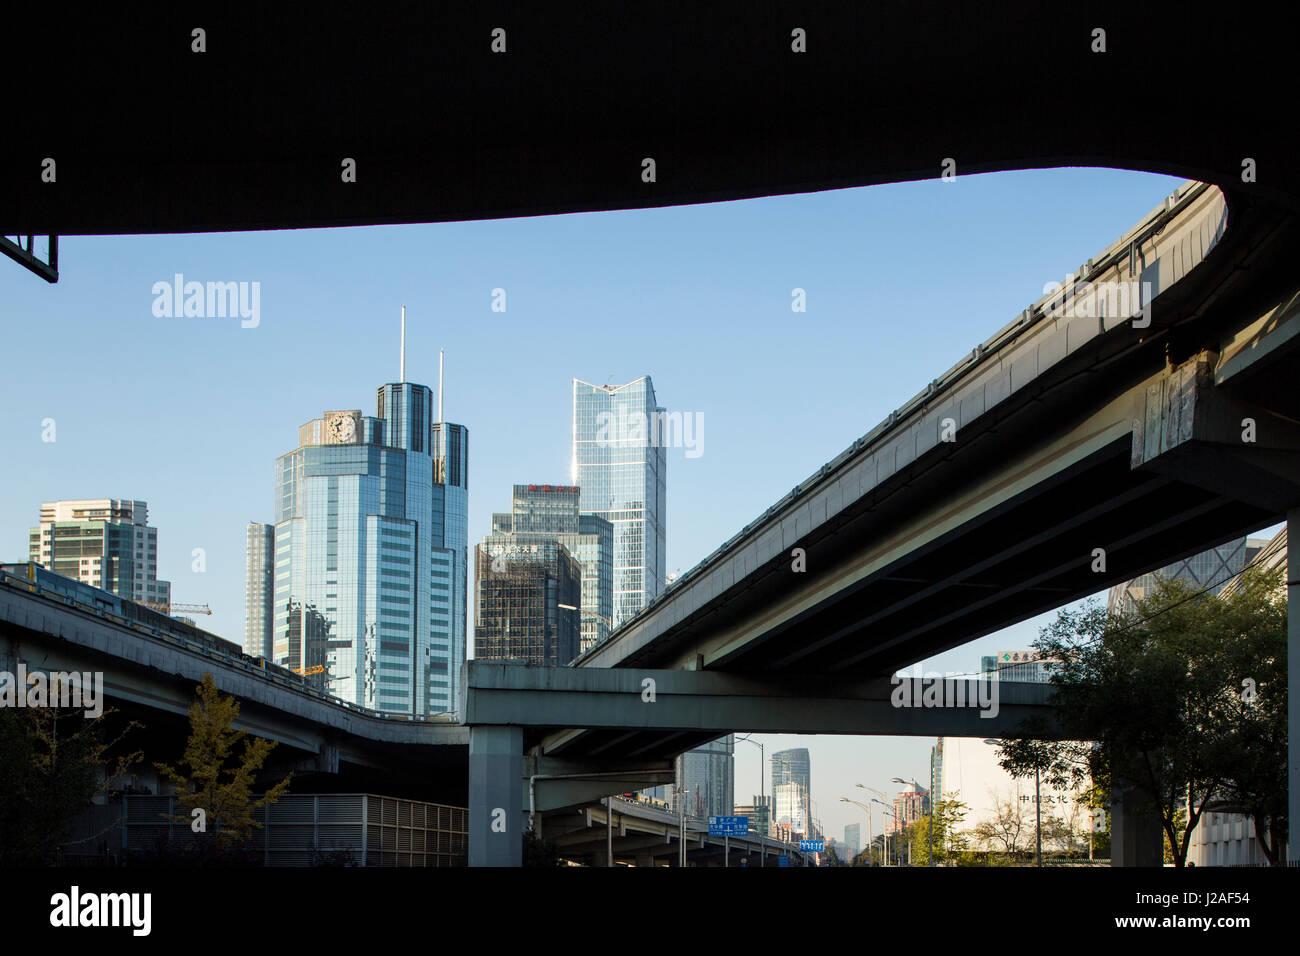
xmin=0 ymin=567 xmax=457 ymax=725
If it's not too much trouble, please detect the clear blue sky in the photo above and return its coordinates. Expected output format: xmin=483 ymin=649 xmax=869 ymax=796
xmin=3 ymin=165 xmax=1223 ymax=841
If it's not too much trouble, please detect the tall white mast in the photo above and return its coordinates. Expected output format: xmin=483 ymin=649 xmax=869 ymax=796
xmin=400 ymin=305 xmax=406 ymax=383
xmin=438 ymin=348 xmax=444 ymax=422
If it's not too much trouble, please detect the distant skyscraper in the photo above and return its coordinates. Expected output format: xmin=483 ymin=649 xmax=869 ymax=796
xmin=1107 ymin=535 xmax=1270 ymax=616
xmin=473 ymin=539 xmax=581 ymax=667
xmin=29 ymin=499 xmax=170 ymax=606
xmin=244 ymin=522 xmax=274 ymax=658
xmin=270 ymin=368 xmax=469 ymax=716
xmin=572 ymin=376 xmax=666 ymax=629
xmin=844 ymin=823 xmax=861 ymax=858
xmin=482 ymin=484 xmax=613 ymax=653
xmin=771 ymin=748 xmax=811 ymax=835
xmin=676 ymin=735 xmax=734 ymax=820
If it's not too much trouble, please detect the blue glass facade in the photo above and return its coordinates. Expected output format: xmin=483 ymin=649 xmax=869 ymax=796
xmin=571 ymin=377 xmax=666 ymax=630
xmin=272 ymin=386 xmax=468 ymax=715
xmin=481 ymin=484 xmax=612 ymax=654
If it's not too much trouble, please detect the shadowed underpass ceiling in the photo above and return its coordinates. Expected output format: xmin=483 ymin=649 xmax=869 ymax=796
xmin=3 ymin=4 xmax=1299 ymax=233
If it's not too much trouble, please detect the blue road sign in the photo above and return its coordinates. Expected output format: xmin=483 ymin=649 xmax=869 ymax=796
xmin=799 ymin=840 xmax=825 ymax=852
xmin=708 ymin=815 xmax=749 ymax=836
xmin=777 ymin=855 xmax=790 ymax=867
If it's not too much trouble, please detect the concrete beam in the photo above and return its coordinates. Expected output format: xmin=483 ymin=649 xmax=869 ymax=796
xmin=523 ymin=753 xmax=675 ymax=812
xmin=463 ymin=662 xmax=1057 ymax=741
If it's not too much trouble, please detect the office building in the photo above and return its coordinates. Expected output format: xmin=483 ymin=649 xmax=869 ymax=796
xmin=936 ymin=736 xmax=1081 ymax=851
xmin=980 ymin=650 xmax=1056 ymax=683
xmin=269 ymin=371 xmax=469 ymax=716
xmin=29 ymin=499 xmax=171 ymax=606
xmin=1107 ymin=534 xmax=1271 ymax=616
xmin=244 ymin=522 xmax=274 ymax=658
xmin=844 ymin=823 xmax=861 ymax=858
xmin=571 ymin=376 xmax=666 ymax=629
xmin=482 ymin=484 xmax=612 ymax=653
xmin=675 ymin=735 xmax=735 ymax=820
xmin=894 ymin=784 xmax=928 ymax=832
xmin=473 ymin=540 xmax=581 ymax=667
xmin=771 ymin=748 xmax=812 ymax=836
xmin=733 ymin=795 xmax=771 ymax=837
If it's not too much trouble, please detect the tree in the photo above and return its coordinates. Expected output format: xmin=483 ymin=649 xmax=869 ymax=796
xmin=997 ymin=565 xmax=1287 ymax=866
xmin=0 ymin=695 xmax=140 ymax=865
xmin=972 ymin=787 xmax=1032 ymax=861
xmin=1207 ymin=568 xmax=1289 ymax=864
xmin=907 ymin=792 xmax=968 ymax=865
xmin=155 ymin=673 xmax=291 ymax=850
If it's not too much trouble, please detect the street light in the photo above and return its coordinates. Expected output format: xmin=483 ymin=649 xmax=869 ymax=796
xmin=852 ymin=785 xmax=883 ymax=865
xmin=893 ymin=776 xmax=933 ymax=867
xmin=840 ymin=797 xmax=874 ymax=866
xmin=872 ymin=798 xmax=903 ymax=866
xmin=985 ymin=738 xmax=1040 ymax=867
xmin=674 ymin=785 xmax=689 ymax=868
xmin=735 ymin=734 xmax=766 ymax=836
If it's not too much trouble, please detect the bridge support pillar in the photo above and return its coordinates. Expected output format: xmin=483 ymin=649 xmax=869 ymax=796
xmin=1110 ymin=784 xmax=1164 ymax=866
xmin=469 ymin=725 xmax=523 ymax=867
xmin=1289 ymin=510 xmax=1298 ymax=863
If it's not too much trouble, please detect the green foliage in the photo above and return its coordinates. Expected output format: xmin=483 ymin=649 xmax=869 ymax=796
xmin=906 ymin=793 xmax=968 ymax=866
xmin=995 ymin=565 xmax=1287 ymax=866
xmin=155 ymin=673 xmax=291 ymax=848
xmin=0 ymin=701 xmax=139 ymax=865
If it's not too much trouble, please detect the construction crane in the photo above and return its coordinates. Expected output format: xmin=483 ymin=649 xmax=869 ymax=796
xmin=294 ymin=664 xmax=328 ymax=677
xmin=142 ymin=600 xmax=212 ymax=616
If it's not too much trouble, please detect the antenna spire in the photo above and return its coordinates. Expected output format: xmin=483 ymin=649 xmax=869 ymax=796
xmin=399 ymin=305 xmax=406 ymax=383
xmin=438 ymin=348 xmax=445 ymax=422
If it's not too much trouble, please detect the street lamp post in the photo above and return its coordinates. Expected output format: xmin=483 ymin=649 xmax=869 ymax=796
xmin=675 ymin=786 xmax=688 ymax=868
xmin=840 ymin=797 xmax=875 ymax=867
xmin=736 ymin=734 xmax=766 ymax=836
xmin=872 ymin=799 xmax=902 ymax=866
xmin=855 ymin=784 xmax=885 ymax=866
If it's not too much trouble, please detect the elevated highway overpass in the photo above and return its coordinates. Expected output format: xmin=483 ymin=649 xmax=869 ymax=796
xmin=547 ymin=796 xmax=812 ymax=867
xmin=6 ymin=4 xmax=1299 ymax=869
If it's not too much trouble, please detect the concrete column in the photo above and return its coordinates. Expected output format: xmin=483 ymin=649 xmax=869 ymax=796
xmin=636 ymin=852 xmax=655 ymax=868
xmin=1110 ymin=784 xmax=1163 ymax=866
xmin=1289 ymin=511 xmax=1298 ymax=863
xmin=469 ymin=725 xmax=523 ymax=867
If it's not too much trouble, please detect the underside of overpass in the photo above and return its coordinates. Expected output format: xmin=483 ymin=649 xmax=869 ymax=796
xmin=4 ymin=4 xmax=1299 ymax=237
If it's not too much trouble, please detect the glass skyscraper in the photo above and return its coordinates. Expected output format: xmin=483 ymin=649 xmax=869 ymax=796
xmin=571 ymin=377 xmax=667 ymax=630
xmin=1106 ymin=534 xmax=1271 ymax=616
xmin=271 ymin=381 xmax=468 ymax=716
xmin=473 ymin=540 xmax=582 ymax=667
xmin=771 ymin=748 xmax=811 ymax=835
xmin=244 ymin=522 xmax=274 ymax=658
xmin=676 ymin=735 xmax=735 ymax=820
xmin=481 ymin=484 xmax=612 ymax=653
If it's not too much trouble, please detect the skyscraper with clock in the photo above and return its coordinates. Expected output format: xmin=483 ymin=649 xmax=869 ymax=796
xmin=262 ymin=378 xmax=469 ymax=716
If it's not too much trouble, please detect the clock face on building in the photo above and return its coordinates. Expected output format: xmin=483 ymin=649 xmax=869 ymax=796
xmin=328 ymin=413 xmax=357 ymax=443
